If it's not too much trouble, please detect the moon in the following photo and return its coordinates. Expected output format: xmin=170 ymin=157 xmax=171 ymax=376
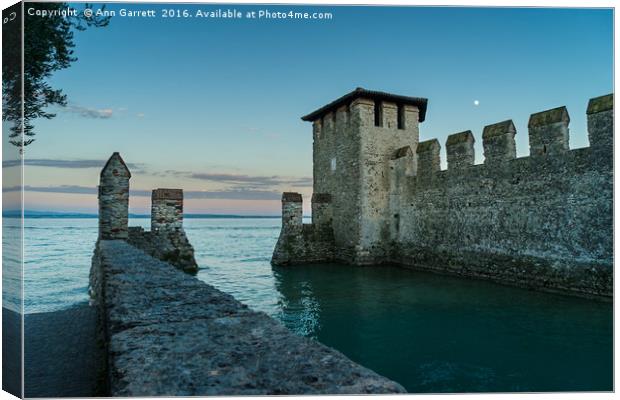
xmin=474 ymin=100 xmax=480 ymax=106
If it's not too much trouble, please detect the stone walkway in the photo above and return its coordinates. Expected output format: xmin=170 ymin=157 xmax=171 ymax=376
xmin=92 ymin=240 xmax=406 ymax=396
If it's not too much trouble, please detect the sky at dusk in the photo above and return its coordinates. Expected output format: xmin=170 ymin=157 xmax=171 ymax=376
xmin=3 ymin=4 xmax=613 ymax=215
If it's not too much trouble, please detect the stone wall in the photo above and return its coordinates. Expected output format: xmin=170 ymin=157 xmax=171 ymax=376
xmin=386 ymin=94 xmax=613 ymax=299
xmin=272 ymin=193 xmax=335 ymax=265
xmin=90 ymin=240 xmax=405 ymax=396
xmin=127 ymin=226 xmax=198 ymax=274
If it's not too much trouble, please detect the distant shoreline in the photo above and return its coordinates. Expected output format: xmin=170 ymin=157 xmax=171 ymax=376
xmin=4 ymin=211 xmax=285 ymax=219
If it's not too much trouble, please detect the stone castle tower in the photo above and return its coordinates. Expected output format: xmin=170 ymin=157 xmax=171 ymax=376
xmin=301 ymin=88 xmax=427 ymax=262
xmin=272 ymin=89 xmax=613 ymax=300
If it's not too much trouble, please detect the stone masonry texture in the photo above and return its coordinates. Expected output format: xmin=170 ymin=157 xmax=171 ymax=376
xmin=129 ymin=188 xmax=198 ymax=273
xmin=272 ymin=90 xmax=613 ymax=300
xmin=90 ymin=240 xmax=406 ymax=396
xmin=98 ymin=154 xmax=198 ymax=273
xmin=98 ymin=153 xmax=131 ymax=240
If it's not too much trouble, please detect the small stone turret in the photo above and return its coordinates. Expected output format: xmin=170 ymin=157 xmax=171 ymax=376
xmin=98 ymin=152 xmax=131 ymax=240
xmin=272 ymin=192 xmax=335 ymax=265
xmin=128 ymin=188 xmax=198 ymax=274
xmin=151 ymin=188 xmax=184 ymax=231
xmin=281 ymin=192 xmax=303 ymax=234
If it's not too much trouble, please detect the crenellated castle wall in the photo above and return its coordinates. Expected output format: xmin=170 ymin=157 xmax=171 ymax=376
xmin=273 ymin=92 xmax=613 ymax=299
xmin=386 ymin=94 xmax=612 ymax=298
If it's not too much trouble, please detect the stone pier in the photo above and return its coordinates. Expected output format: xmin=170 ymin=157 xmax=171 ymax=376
xmin=91 ymin=153 xmax=404 ymax=395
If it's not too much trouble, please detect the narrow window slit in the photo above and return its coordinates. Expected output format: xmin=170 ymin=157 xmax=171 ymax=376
xmin=374 ymin=101 xmax=383 ymax=127
xmin=397 ymin=104 xmax=405 ymax=129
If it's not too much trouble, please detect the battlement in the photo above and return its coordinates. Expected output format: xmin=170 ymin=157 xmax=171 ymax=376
xmin=528 ymin=106 xmax=570 ymax=156
xmin=482 ymin=120 xmax=517 ymax=164
xmin=446 ymin=130 xmax=475 ymax=169
xmin=587 ymin=94 xmax=614 ymax=152
xmin=401 ymin=93 xmax=613 ymax=176
xmin=416 ymin=139 xmax=440 ymax=174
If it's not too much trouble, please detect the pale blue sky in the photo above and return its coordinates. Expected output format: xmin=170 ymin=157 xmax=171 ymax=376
xmin=8 ymin=4 xmax=614 ymax=214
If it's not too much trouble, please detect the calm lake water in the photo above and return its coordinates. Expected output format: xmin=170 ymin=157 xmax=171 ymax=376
xmin=6 ymin=217 xmax=613 ymax=393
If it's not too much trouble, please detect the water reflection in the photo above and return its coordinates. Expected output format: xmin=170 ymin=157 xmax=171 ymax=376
xmin=272 ymin=263 xmax=612 ymax=393
xmin=273 ymin=271 xmax=321 ymax=338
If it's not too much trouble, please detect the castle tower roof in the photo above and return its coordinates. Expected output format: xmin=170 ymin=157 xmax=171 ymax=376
xmin=301 ymin=87 xmax=428 ymax=122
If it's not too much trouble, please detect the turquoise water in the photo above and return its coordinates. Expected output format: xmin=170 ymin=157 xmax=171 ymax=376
xmin=10 ymin=217 xmax=613 ymax=392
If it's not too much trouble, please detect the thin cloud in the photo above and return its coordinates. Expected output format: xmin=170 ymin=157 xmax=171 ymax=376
xmin=6 ymin=185 xmax=281 ymax=201
xmin=63 ymin=104 xmax=114 ymax=119
xmin=184 ymin=189 xmax=281 ymax=200
xmin=189 ymin=173 xmax=312 ymax=188
xmin=2 ymin=158 xmax=145 ymax=171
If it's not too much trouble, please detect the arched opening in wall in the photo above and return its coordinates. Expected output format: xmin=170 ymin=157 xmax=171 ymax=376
xmin=394 ymin=213 xmax=400 ymax=233
xmin=374 ymin=101 xmax=383 ymax=127
xmin=543 ymin=144 xmax=547 ymax=154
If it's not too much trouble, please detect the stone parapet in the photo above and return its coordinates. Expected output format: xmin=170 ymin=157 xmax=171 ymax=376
xmin=127 ymin=227 xmax=198 ymax=274
xmin=90 ymin=240 xmax=405 ymax=396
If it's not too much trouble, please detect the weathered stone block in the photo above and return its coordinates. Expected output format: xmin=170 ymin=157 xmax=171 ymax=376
xmin=446 ymin=130 xmax=475 ymax=169
xmin=151 ymin=188 xmax=184 ymax=232
xmin=416 ymin=139 xmax=440 ymax=174
xmin=483 ymin=120 xmax=516 ymax=164
xmin=587 ymin=93 xmax=613 ymax=150
xmin=311 ymin=193 xmax=332 ymax=229
xmin=528 ymin=106 xmax=570 ymax=156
